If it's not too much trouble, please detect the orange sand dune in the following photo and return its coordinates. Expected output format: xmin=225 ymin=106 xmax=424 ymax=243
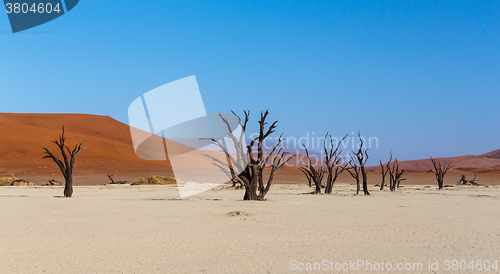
xmin=0 ymin=113 xmax=228 ymax=184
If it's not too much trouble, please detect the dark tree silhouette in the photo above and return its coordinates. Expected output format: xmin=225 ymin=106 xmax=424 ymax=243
xmin=324 ymin=134 xmax=348 ymax=194
xmin=379 ymin=151 xmax=394 ymax=190
xmin=347 ymin=132 xmax=369 ymax=195
xmin=299 ymin=144 xmax=325 ymax=194
xmin=388 ymin=158 xmax=407 ymax=191
xmin=430 ymin=157 xmax=452 ymax=190
xmin=204 ymin=110 xmax=294 ymax=200
xmin=300 ymin=133 xmax=348 ymax=194
xmin=42 ymin=127 xmax=87 ymax=197
xmin=379 ymin=159 xmax=389 ymax=191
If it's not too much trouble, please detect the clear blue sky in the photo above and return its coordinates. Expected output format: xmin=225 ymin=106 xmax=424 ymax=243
xmin=1 ymin=0 xmax=499 ymax=164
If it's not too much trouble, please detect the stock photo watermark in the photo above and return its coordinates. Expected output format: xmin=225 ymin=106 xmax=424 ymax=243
xmin=253 ymin=131 xmax=379 ymax=167
xmin=4 ymin=0 xmax=79 ymax=33
xmin=290 ymin=259 xmax=499 ymax=271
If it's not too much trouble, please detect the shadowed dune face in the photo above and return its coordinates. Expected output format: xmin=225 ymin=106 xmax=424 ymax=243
xmin=0 ymin=113 xmax=499 ymax=186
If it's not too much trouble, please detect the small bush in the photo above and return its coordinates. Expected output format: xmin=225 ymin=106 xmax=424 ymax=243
xmin=131 ymin=175 xmax=181 ymax=185
xmin=0 ymin=177 xmax=15 ymax=186
xmin=0 ymin=177 xmax=33 ymax=186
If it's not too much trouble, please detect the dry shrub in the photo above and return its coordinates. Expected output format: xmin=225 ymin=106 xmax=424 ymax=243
xmin=0 ymin=177 xmax=33 ymax=186
xmin=131 ymin=175 xmax=182 ymax=185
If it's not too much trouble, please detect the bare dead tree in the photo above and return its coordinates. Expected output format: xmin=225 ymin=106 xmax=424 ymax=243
xmin=388 ymin=158 xmax=407 ymax=191
xmin=203 ymin=110 xmax=295 ymax=200
xmin=324 ymin=133 xmax=348 ymax=194
xmin=457 ymin=174 xmax=479 ymax=186
xmin=299 ymin=144 xmax=325 ymax=194
xmin=347 ymin=132 xmax=369 ymax=195
xmin=107 ymin=174 xmax=128 ymax=184
xmin=346 ymin=158 xmax=361 ymax=195
xmin=42 ymin=127 xmax=87 ymax=197
xmin=430 ymin=157 xmax=452 ymax=190
xmin=379 ymin=151 xmax=394 ymax=190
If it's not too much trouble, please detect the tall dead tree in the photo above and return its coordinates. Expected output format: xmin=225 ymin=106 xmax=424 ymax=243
xmin=42 ymin=127 xmax=87 ymax=197
xmin=299 ymin=145 xmax=325 ymax=194
xmin=204 ymin=110 xmax=295 ymax=200
xmin=388 ymin=158 xmax=406 ymax=191
xmin=324 ymin=133 xmax=348 ymax=194
xmin=347 ymin=132 xmax=369 ymax=195
xmin=430 ymin=157 xmax=452 ymax=190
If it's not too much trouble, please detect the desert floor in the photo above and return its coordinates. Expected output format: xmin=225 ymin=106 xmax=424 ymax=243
xmin=1 ymin=184 xmax=499 ymax=273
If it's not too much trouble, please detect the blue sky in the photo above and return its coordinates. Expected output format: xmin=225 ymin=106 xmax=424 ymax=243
xmin=1 ymin=0 xmax=499 ymax=164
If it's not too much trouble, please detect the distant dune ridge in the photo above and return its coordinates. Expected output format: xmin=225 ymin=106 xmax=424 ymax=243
xmin=0 ymin=113 xmax=499 ymax=186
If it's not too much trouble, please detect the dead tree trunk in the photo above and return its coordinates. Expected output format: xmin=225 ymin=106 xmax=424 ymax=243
xmin=203 ymin=110 xmax=294 ymax=201
xmin=347 ymin=161 xmax=361 ymax=195
xmin=42 ymin=127 xmax=87 ymax=197
xmin=324 ymin=133 xmax=348 ymax=194
xmin=348 ymin=132 xmax=369 ymax=195
xmin=379 ymin=161 xmax=388 ymax=190
xmin=430 ymin=157 xmax=452 ymax=190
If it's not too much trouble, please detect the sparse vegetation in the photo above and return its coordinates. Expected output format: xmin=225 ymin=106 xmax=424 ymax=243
xmin=0 ymin=177 xmax=33 ymax=186
xmin=0 ymin=177 xmax=16 ymax=186
xmin=131 ymin=175 xmax=182 ymax=185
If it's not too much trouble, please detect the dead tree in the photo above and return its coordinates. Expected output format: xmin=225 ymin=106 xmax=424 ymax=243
xmin=457 ymin=174 xmax=479 ymax=186
xmin=324 ymin=133 xmax=348 ymax=194
xmin=347 ymin=132 xmax=369 ymax=195
xmin=388 ymin=158 xmax=406 ymax=191
xmin=379 ymin=160 xmax=389 ymax=191
xmin=107 ymin=174 xmax=128 ymax=184
xmin=42 ymin=127 xmax=87 ymax=197
xmin=379 ymin=151 xmax=394 ymax=190
xmin=430 ymin=157 xmax=452 ymax=190
xmin=346 ymin=159 xmax=361 ymax=195
xmin=299 ymin=144 xmax=325 ymax=194
xmin=203 ymin=110 xmax=294 ymax=200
